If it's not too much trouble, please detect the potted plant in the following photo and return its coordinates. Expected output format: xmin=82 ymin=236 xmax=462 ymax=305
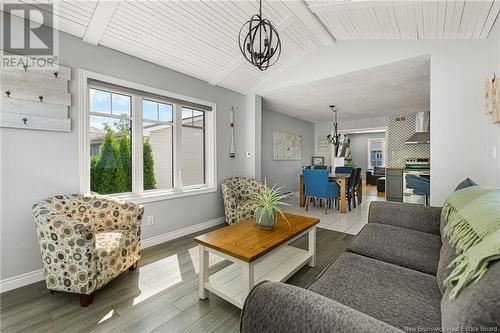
xmin=251 ymin=181 xmax=292 ymax=230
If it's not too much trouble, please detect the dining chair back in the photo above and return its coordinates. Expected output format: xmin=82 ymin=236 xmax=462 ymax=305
xmin=345 ymin=168 xmax=362 ymax=211
xmin=335 ymin=166 xmax=353 ymax=174
xmin=406 ymin=174 xmax=431 ymax=205
xmin=303 ymin=169 xmax=329 ymax=197
xmin=303 ymin=169 xmax=340 ymax=214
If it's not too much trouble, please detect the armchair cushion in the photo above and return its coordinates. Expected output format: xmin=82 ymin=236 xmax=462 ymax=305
xmin=96 ymin=231 xmax=138 ymax=288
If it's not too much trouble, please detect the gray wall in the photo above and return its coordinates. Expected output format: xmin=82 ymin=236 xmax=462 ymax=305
xmin=348 ymin=132 xmax=386 ymax=176
xmin=261 ymin=109 xmax=315 ymax=192
xmin=0 ymin=27 xmax=247 ymax=280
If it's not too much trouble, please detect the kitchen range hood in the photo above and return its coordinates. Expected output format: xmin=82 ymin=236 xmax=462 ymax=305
xmin=405 ymin=111 xmax=430 ymax=144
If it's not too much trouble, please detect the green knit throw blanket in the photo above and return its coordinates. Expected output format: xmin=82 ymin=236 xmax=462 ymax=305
xmin=441 ymin=186 xmax=500 ymax=299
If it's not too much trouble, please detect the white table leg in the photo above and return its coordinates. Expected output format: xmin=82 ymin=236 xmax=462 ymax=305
xmin=308 ymin=226 xmax=316 ymax=267
xmin=198 ymin=245 xmax=209 ymax=299
xmin=241 ymin=262 xmax=255 ymax=302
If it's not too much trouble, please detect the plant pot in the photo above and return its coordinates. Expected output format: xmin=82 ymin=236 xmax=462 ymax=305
xmin=255 ymin=208 xmax=276 ymax=230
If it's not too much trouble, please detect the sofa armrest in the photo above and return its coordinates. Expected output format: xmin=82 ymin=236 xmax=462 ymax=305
xmin=241 ymin=282 xmax=401 ymax=333
xmin=368 ymin=201 xmax=442 ymax=235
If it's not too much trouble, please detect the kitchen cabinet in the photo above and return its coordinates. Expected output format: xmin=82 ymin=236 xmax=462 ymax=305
xmin=386 ymin=168 xmax=403 ymax=202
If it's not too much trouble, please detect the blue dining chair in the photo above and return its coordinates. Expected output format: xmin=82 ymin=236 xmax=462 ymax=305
xmin=406 ymin=174 xmax=431 ymax=206
xmin=334 ymin=166 xmax=352 ymax=174
xmin=303 ymin=169 xmax=340 ymax=214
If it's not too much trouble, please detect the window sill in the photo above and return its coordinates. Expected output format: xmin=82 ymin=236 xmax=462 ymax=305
xmin=109 ymin=186 xmax=218 ymax=204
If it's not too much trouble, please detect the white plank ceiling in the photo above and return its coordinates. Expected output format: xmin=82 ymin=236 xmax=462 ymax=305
xmin=14 ymin=0 xmax=500 ymax=94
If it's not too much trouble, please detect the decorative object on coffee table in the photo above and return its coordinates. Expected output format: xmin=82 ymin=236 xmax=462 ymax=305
xmin=251 ymin=182 xmax=291 ymax=230
xmin=194 ymin=213 xmax=319 ymax=309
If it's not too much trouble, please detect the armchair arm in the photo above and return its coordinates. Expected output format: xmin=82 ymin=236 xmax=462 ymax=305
xmin=241 ymin=282 xmax=401 ymax=333
xmin=221 ymin=183 xmax=237 ymax=220
xmin=368 ymin=201 xmax=442 ymax=235
xmin=34 ymin=212 xmax=98 ymax=293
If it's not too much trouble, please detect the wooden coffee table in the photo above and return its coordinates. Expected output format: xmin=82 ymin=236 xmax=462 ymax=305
xmin=194 ymin=213 xmax=319 ymax=309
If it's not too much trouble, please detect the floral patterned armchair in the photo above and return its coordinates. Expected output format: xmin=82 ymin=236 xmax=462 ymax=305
xmin=32 ymin=194 xmax=143 ymax=306
xmin=221 ymin=177 xmax=265 ymax=224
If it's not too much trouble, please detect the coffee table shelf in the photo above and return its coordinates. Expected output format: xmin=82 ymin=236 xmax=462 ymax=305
xmin=205 ymin=245 xmax=311 ymax=308
xmin=194 ymin=214 xmax=319 ymax=309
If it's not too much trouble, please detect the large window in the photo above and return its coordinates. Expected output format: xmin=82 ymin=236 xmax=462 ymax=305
xmin=81 ymin=73 xmax=216 ymax=202
xmin=367 ymin=138 xmax=386 ymax=170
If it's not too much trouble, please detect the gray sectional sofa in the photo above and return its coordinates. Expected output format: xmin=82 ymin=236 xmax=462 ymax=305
xmin=241 ymin=201 xmax=500 ymax=332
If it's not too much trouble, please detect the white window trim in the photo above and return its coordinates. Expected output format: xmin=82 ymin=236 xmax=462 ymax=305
xmin=78 ymin=69 xmax=217 ymax=204
xmin=367 ymin=138 xmax=387 ymax=170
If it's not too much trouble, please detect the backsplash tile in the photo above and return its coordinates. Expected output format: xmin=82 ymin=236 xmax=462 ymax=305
xmin=388 ymin=113 xmax=430 ymax=168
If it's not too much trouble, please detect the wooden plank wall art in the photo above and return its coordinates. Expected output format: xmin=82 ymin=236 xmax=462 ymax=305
xmin=0 ymin=65 xmax=71 ymax=132
xmin=485 ymin=73 xmax=499 ymax=124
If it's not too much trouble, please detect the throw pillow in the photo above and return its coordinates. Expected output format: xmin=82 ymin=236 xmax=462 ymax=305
xmin=454 ymin=178 xmax=478 ymax=191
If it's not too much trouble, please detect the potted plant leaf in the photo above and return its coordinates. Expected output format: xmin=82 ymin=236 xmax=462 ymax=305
xmin=251 ymin=181 xmax=292 ymax=230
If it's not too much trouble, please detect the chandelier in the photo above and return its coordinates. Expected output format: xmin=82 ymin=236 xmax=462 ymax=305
xmin=327 ymin=105 xmax=349 ymax=158
xmin=326 ymin=105 xmax=339 ymax=148
xmin=238 ymin=0 xmax=281 ymax=71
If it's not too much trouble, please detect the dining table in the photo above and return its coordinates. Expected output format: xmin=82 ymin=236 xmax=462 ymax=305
xmin=299 ymin=173 xmax=362 ymax=214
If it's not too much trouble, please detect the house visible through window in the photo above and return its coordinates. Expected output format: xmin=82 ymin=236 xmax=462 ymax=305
xmin=181 ymin=107 xmax=205 ymax=186
xmin=86 ymin=80 xmax=214 ymax=199
xmin=89 ymin=88 xmax=132 ymax=194
xmin=367 ymin=138 xmax=386 ymax=170
xmin=143 ymin=99 xmax=173 ymax=191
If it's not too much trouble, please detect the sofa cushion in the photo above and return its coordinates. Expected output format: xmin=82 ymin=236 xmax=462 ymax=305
xmin=347 ymin=223 xmax=441 ymax=275
xmin=436 ymin=235 xmax=457 ymax=294
xmin=308 ymin=252 xmax=442 ymax=330
xmin=374 ymin=166 xmax=386 ymax=176
xmin=441 ymin=259 xmax=500 ymax=332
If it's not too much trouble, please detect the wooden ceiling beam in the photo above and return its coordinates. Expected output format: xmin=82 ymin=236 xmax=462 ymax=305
xmin=285 ymin=0 xmax=335 ymax=45
xmin=83 ymin=1 xmax=120 ymax=45
xmin=309 ymin=1 xmax=407 ymax=14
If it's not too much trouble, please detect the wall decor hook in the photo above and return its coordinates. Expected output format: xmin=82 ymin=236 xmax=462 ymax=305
xmin=39 ymin=95 xmax=43 ymax=102
xmin=22 ymin=118 xmax=27 ymax=125
xmin=54 ymin=71 xmax=58 ymax=78
xmin=5 ymin=90 xmax=10 ymax=97
xmin=23 ymin=65 xmax=28 ymax=71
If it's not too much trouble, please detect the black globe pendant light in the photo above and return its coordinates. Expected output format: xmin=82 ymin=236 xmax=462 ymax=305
xmin=238 ymin=0 xmax=281 ymax=71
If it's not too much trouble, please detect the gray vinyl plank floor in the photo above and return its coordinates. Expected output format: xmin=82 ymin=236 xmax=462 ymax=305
xmin=0 ymin=226 xmax=354 ymax=333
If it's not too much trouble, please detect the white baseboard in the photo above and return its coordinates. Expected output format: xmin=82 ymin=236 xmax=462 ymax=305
xmin=0 ymin=216 xmax=226 ymax=293
xmin=0 ymin=269 xmax=45 ymax=293
xmin=140 ymin=216 xmax=226 ymax=248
